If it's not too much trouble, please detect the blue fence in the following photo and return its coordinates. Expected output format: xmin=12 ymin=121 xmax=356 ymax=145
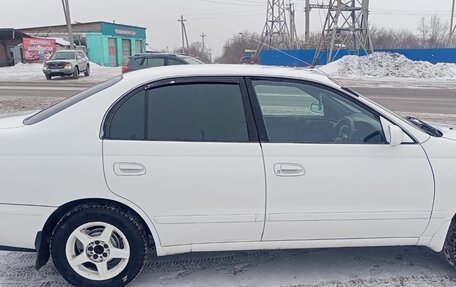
xmin=259 ymin=48 xmax=456 ymax=66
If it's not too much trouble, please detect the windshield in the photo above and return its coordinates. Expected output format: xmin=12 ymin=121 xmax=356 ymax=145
xmin=50 ymin=51 xmax=76 ymax=60
xmin=180 ymin=56 xmax=204 ymax=64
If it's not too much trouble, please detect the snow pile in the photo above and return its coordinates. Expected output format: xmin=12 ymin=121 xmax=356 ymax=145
xmin=0 ymin=62 xmax=120 ymax=82
xmin=320 ymin=52 xmax=456 ymax=79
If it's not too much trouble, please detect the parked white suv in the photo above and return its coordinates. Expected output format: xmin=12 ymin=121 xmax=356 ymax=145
xmin=0 ymin=65 xmax=455 ymax=287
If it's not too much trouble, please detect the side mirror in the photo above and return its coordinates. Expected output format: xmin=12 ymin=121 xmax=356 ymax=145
xmin=310 ymin=102 xmax=324 ymax=115
xmin=388 ymin=125 xmax=404 ymax=146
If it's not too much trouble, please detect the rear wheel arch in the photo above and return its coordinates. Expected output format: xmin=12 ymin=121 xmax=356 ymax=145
xmin=36 ymin=198 xmax=157 ymax=270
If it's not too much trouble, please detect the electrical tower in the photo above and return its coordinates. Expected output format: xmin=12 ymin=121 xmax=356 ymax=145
xmin=258 ymin=0 xmax=292 ymax=52
xmin=312 ymin=0 xmax=373 ymax=66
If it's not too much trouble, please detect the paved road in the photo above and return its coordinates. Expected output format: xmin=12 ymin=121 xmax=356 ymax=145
xmin=353 ymin=87 xmax=456 ymax=115
xmin=0 ymin=81 xmax=454 ymax=115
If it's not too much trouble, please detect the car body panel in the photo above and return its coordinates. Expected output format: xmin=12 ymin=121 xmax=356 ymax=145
xmin=0 ymin=65 xmax=454 ymax=258
xmin=261 ymin=143 xmax=434 ymax=241
xmin=0 ymin=204 xmax=56 ymax=249
xmin=103 ymin=141 xmax=266 ymax=247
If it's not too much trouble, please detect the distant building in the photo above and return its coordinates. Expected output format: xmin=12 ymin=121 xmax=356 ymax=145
xmin=0 ymin=28 xmax=29 ymax=67
xmin=21 ymin=21 xmax=147 ymax=67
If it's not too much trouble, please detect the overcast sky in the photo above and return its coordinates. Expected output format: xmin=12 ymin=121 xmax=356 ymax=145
xmin=0 ymin=0 xmax=454 ymax=57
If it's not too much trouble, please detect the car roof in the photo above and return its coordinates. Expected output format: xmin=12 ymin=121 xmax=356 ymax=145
xmin=52 ymin=50 xmax=81 ymax=53
xmin=133 ymin=53 xmax=184 ymax=58
xmin=121 ymin=64 xmax=339 ymax=88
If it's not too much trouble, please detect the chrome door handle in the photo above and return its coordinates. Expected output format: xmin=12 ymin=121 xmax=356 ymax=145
xmin=274 ymin=163 xmax=306 ymax=177
xmin=113 ymin=162 xmax=146 ymax=176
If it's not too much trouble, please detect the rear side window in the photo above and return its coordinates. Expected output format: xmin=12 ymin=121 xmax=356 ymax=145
xmin=134 ymin=57 xmax=144 ymax=65
xmin=24 ymin=76 xmax=122 ymax=125
xmin=107 ymin=83 xmax=249 ymax=142
xmin=109 ymin=91 xmax=146 ymax=140
xmin=167 ymin=58 xmax=185 ymax=66
xmin=145 ymin=58 xmax=165 ymax=67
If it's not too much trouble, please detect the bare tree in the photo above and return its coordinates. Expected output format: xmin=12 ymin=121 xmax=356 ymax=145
xmin=417 ymin=16 xmax=429 ymax=47
xmin=428 ymin=15 xmax=449 ymax=48
xmin=370 ymin=26 xmax=420 ymax=49
xmin=216 ymin=31 xmax=261 ymax=64
xmin=174 ymin=42 xmax=211 ymax=63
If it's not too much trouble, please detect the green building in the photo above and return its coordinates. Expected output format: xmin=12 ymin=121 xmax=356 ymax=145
xmin=21 ymin=21 xmax=147 ymax=67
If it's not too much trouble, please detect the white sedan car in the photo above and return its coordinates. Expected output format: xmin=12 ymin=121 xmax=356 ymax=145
xmin=0 ymin=65 xmax=455 ymax=287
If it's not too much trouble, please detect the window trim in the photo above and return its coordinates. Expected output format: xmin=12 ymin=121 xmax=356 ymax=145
xmin=102 ymin=76 xmax=260 ymax=143
xmin=245 ymin=77 xmax=418 ymax=145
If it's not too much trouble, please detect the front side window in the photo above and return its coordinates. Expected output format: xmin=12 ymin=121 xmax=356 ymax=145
xmin=252 ymin=79 xmax=386 ymax=144
xmin=107 ymin=82 xmax=249 ymax=142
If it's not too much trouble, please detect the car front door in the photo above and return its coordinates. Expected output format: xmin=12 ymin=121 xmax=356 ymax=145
xmin=102 ymin=77 xmax=266 ymax=247
xmin=77 ymin=52 xmax=86 ymax=71
xmin=247 ymin=78 xmax=434 ymax=242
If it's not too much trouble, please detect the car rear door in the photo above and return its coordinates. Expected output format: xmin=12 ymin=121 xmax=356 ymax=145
xmin=102 ymin=77 xmax=266 ymax=247
xmin=246 ymin=78 xmax=434 ymax=242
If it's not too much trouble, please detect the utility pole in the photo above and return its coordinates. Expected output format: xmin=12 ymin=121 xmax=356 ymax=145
xmin=305 ymin=0 xmax=310 ymax=45
xmin=61 ymin=0 xmax=75 ymax=49
xmin=200 ymin=32 xmax=207 ymax=56
xmin=208 ymin=48 xmax=213 ymax=63
xmin=178 ymin=15 xmax=189 ymax=54
xmin=450 ymin=0 xmax=456 ymax=44
xmin=286 ymin=1 xmax=298 ymax=48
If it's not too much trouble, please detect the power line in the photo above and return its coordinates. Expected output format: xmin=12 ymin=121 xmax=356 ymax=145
xmin=190 ymin=12 xmax=264 ymax=20
xmin=199 ymin=0 xmax=264 ymax=7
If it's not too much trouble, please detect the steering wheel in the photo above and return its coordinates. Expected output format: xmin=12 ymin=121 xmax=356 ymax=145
xmin=333 ymin=116 xmax=355 ymax=144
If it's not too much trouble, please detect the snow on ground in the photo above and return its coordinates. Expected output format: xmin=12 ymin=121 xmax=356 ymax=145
xmin=2 ymin=246 xmax=456 ymax=287
xmin=0 ymin=62 xmax=120 ymax=83
xmin=320 ymin=52 xmax=456 ymax=79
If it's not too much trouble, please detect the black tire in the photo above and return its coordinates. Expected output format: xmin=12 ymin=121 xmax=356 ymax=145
xmin=444 ymin=221 xmax=456 ymax=269
xmin=73 ymin=67 xmax=79 ymax=79
xmin=84 ymin=64 xmax=90 ymax=77
xmin=51 ymin=204 xmax=148 ymax=287
xmin=45 ymin=74 xmax=52 ymax=80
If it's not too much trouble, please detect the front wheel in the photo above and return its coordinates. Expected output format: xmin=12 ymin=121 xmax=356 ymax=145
xmin=73 ymin=67 xmax=79 ymax=79
xmin=84 ymin=65 xmax=90 ymax=77
xmin=51 ymin=205 xmax=148 ymax=287
xmin=443 ymin=221 xmax=456 ymax=269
